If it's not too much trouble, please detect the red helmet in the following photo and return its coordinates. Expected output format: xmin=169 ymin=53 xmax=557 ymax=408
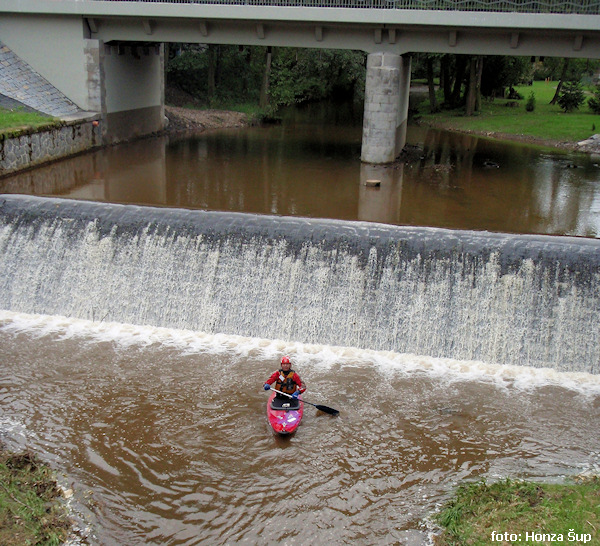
xmin=281 ymin=356 xmax=291 ymax=365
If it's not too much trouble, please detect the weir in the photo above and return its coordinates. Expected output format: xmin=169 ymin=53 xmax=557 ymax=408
xmin=0 ymin=195 xmax=599 ymax=374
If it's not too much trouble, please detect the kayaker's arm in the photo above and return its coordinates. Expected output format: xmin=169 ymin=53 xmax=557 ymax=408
xmin=263 ymin=371 xmax=280 ymax=390
xmin=294 ymin=373 xmax=306 ymax=394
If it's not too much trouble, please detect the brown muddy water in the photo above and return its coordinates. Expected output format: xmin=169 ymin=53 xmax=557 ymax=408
xmin=1 ymin=102 xmax=600 ymax=237
xmin=1 ymin=104 xmax=600 ymax=545
xmin=2 ymin=315 xmax=599 ymax=545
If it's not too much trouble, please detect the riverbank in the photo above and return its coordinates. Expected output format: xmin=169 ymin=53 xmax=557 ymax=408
xmin=164 ymin=104 xmax=600 ymax=155
xmin=163 ymin=85 xmax=252 ymax=134
xmin=415 ymin=117 xmax=600 ymax=155
xmin=0 ymin=446 xmax=72 ymax=545
xmin=413 ymin=80 xmax=600 ymax=155
xmin=432 ymin=477 xmax=599 ymax=545
xmin=164 ymin=105 xmax=250 ymax=133
xmin=162 ymin=95 xmax=600 ymax=155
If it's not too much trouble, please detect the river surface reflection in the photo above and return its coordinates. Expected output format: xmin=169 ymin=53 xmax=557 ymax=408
xmin=2 ymin=102 xmax=600 ymax=237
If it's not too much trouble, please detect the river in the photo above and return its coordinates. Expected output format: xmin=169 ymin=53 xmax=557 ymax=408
xmin=1 ymin=102 xmax=600 ymax=237
xmin=0 ymin=104 xmax=599 ymax=545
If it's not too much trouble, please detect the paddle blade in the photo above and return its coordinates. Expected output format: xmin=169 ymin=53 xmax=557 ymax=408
xmin=315 ymin=404 xmax=339 ymax=416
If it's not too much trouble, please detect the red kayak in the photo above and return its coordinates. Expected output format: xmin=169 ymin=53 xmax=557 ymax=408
xmin=267 ymin=391 xmax=304 ymax=435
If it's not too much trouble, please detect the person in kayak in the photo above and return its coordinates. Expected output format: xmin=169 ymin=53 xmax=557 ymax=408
xmin=263 ymin=356 xmax=306 ymax=401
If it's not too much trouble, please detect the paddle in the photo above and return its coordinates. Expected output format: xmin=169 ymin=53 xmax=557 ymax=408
xmin=269 ymin=387 xmax=339 ymax=416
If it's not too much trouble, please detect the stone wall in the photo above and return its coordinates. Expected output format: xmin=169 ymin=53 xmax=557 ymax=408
xmin=0 ymin=118 xmax=101 ymax=176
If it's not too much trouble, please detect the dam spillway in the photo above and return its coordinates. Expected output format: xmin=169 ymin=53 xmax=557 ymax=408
xmin=0 ymin=194 xmax=598 ymax=373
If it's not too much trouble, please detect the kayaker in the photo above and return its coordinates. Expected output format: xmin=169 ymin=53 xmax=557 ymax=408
xmin=263 ymin=356 xmax=306 ymax=400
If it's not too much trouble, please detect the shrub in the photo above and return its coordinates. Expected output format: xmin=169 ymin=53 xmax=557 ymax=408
xmin=557 ymin=80 xmax=585 ymax=113
xmin=588 ymin=84 xmax=600 ymax=114
xmin=525 ymin=91 xmax=536 ymax=112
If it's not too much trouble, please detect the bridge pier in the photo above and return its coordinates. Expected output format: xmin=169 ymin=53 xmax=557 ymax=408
xmin=361 ymin=53 xmax=411 ymax=165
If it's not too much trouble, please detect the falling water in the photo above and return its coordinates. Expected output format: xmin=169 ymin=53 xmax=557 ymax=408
xmin=1 ymin=194 xmax=598 ymax=373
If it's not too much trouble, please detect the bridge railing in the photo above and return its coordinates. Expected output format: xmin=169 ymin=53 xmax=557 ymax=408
xmin=97 ymin=0 xmax=600 ymax=14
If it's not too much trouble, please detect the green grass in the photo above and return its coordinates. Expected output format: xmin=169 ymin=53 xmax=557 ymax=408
xmin=0 ymin=107 xmax=56 ymax=133
xmin=418 ymin=81 xmax=600 ymax=143
xmin=434 ymin=477 xmax=600 ymax=545
xmin=0 ymin=450 xmax=71 ymax=545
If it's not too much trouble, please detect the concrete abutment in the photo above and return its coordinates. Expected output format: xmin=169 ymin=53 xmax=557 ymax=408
xmin=361 ymin=52 xmax=411 ymax=165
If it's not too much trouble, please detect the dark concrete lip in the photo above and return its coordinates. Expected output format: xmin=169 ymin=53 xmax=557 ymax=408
xmin=1 ymin=194 xmax=599 ymax=273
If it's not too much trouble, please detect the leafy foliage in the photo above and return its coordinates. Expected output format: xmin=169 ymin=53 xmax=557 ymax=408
xmin=269 ymin=48 xmax=365 ymax=106
xmin=166 ymin=44 xmax=365 ymax=109
xmin=525 ymin=91 xmax=536 ymax=112
xmin=480 ymin=56 xmax=532 ymax=98
xmin=588 ymin=84 xmax=600 ymax=114
xmin=557 ymin=80 xmax=586 ymax=112
xmin=167 ymin=44 xmax=266 ymax=105
xmin=532 ymin=57 xmax=600 ymax=83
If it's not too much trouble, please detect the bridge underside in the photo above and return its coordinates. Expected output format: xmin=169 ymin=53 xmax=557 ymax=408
xmin=1 ymin=5 xmax=599 ymax=160
xmin=88 ymin=14 xmax=600 ymax=59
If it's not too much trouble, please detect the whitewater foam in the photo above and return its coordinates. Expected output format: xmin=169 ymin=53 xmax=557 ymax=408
xmin=2 ymin=310 xmax=599 ymax=395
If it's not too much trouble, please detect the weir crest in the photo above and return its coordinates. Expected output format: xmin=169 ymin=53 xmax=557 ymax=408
xmin=0 ymin=195 xmax=598 ymax=374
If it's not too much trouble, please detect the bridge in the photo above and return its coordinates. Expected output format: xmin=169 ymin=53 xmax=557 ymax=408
xmin=1 ymin=0 xmax=599 ymax=163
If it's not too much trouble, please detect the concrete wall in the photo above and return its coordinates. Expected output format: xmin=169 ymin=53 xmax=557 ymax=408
xmin=0 ymin=14 xmax=91 ymax=110
xmin=102 ymin=43 xmax=165 ymax=144
xmin=0 ymin=14 xmax=164 ymax=144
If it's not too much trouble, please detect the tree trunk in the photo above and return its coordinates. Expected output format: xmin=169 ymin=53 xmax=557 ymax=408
xmin=550 ymin=58 xmax=570 ymax=105
xmin=475 ymin=56 xmax=483 ymax=112
xmin=260 ymin=46 xmax=272 ymax=108
xmin=426 ymin=56 xmax=439 ymax=113
xmin=465 ymin=56 xmax=483 ymax=115
xmin=450 ymin=55 xmax=468 ymax=107
xmin=465 ymin=57 xmax=477 ymax=116
xmin=441 ymin=55 xmax=452 ymax=104
xmin=207 ymin=45 xmax=217 ymax=102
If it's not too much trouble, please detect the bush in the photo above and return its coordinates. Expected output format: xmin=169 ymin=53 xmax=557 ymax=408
xmin=525 ymin=91 xmax=536 ymax=112
xmin=557 ymin=80 xmax=585 ymax=113
xmin=588 ymin=84 xmax=600 ymax=114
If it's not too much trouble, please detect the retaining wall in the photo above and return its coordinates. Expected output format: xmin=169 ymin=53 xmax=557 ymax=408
xmin=0 ymin=117 xmax=101 ymax=176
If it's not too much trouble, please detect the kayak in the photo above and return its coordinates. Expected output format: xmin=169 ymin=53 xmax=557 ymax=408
xmin=267 ymin=391 xmax=304 ymax=435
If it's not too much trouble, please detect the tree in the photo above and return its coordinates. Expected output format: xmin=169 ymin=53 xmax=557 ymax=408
xmin=440 ymin=55 xmax=453 ymax=104
xmin=449 ymin=55 xmax=468 ymax=108
xmin=268 ymin=48 xmax=365 ymax=107
xmin=260 ymin=47 xmax=272 ymax=108
xmin=557 ymin=80 xmax=585 ymax=112
xmin=480 ymin=56 xmax=531 ymax=99
xmin=589 ymin=84 xmax=600 ymax=114
xmin=465 ymin=56 xmax=483 ymax=116
xmin=425 ymin=55 xmax=440 ymax=113
xmin=550 ymin=58 xmax=570 ymax=105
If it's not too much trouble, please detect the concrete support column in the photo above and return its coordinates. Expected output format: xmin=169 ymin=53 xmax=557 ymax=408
xmin=361 ymin=53 xmax=412 ymax=164
xmin=84 ymin=39 xmax=103 ymax=113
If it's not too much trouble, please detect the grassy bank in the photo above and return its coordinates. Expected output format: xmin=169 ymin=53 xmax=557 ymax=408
xmin=417 ymin=81 xmax=600 ymax=145
xmin=0 ymin=108 xmax=56 ymax=133
xmin=0 ymin=449 xmax=71 ymax=545
xmin=433 ymin=477 xmax=599 ymax=545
